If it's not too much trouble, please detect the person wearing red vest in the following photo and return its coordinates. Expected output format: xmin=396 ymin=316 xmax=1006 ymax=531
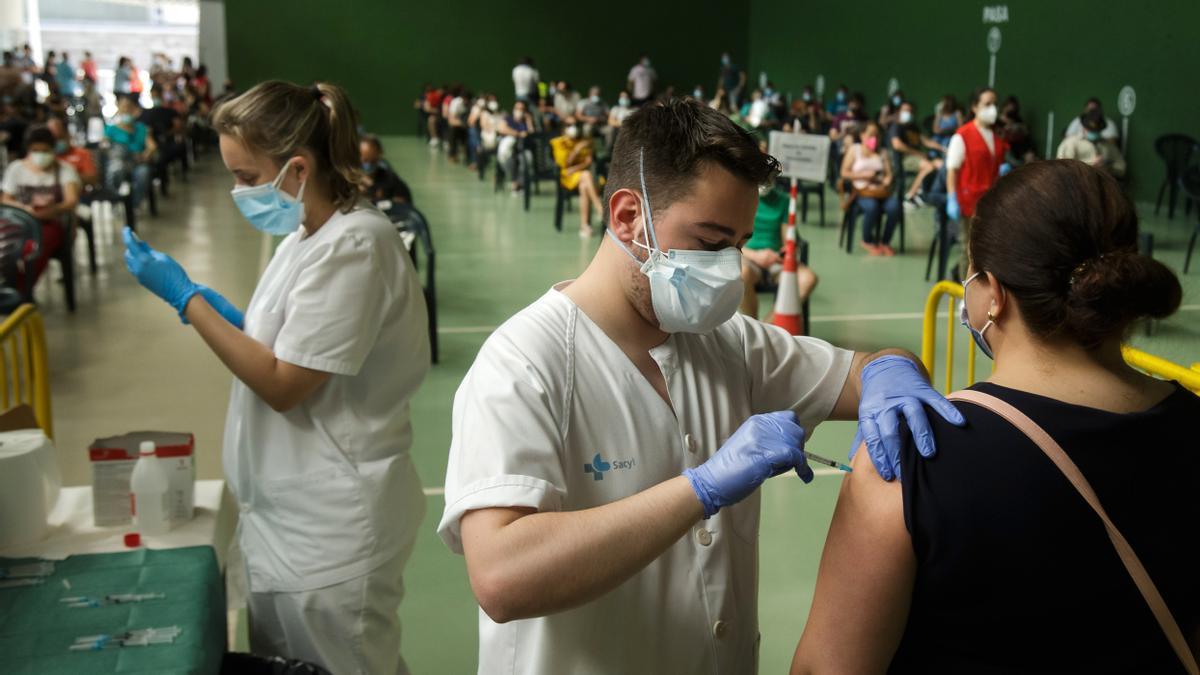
xmin=946 ymin=87 xmax=1007 ymax=221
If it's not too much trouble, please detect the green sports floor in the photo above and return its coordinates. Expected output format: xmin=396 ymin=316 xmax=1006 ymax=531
xmin=45 ymin=137 xmax=1199 ymax=672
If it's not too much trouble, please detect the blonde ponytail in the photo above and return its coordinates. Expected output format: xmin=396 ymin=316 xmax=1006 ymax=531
xmin=212 ymin=80 xmax=366 ymax=212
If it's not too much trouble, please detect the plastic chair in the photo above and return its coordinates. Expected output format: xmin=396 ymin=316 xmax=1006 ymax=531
xmin=1180 ymin=165 xmax=1200 ymax=273
xmin=1154 ymin=134 xmax=1197 ymax=219
xmin=522 ymin=133 xmax=560 ymax=212
xmin=0 ymin=304 xmax=53 ymax=437
xmin=796 ymin=181 xmax=826 ymax=228
xmin=0 ymin=206 xmax=41 ymax=314
xmin=383 ymin=203 xmax=439 ymax=364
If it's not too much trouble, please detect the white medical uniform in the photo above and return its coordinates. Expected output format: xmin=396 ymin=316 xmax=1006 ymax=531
xmin=225 ymin=201 xmax=430 ymax=675
xmin=438 ymin=284 xmax=853 ymax=675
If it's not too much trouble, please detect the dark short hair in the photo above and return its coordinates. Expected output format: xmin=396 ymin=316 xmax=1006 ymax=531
xmin=361 ymin=133 xmax=384 ymax=152
xmin=1081 ymin=109 xmax=1106 ymax=132
xmin=24 ymin=124 xmax=54 ymax=148
xmin=969 ymin=86 xmax=995 ymax=109
xmin=603 ymin=98 xmax=780 ymax=222
xmin=970 ymin=160 xmax=1181 ymax=349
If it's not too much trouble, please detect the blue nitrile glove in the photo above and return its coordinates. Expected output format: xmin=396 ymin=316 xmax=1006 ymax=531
xmin=123 ymin=227 xmax=201 ymax=321
xmin=684 ymin=411 xmax=812 ymax=519
xmin=999 ymin=162 xmax=1012 ymax=176
xmin=946 ymin=192 xmax=961 ymax=221
xmin=850 ymin=355 xmax=966 ymax=482
xmin=190 ymin=285 xmax=244 ymax=329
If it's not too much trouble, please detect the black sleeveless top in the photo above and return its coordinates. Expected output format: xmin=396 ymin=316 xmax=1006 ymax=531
xmin=891 ymin=381 xmax=1200 ymax=674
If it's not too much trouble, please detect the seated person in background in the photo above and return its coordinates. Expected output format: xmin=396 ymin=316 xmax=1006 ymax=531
xmin=605 ymin=91 xmax=634 ymax=150
xmin=887 ymin=101 xmax=944 ymax=207
xmin=552 ymin=81 xmax=580 ymax=128
xmin=550 ymin=117 xmax=603 ymax=238
xmin=1 ymin=99 xmax=31 ymax=159
xmin=1064 ymin=97 xmax=1118 ymax=142
xmin=826 ymin=84 xmax=850 ymax=116
xmin=104 ymin=94 xmax=156 ymax=209
xmin=47 ymin=116 xmax=97 ymax=186
xmin=740 ymin=175 xmax=818 ymax=326
xmin=575 ymin=86 xmax=608 ymax=139
xmin=997 ymin=95 xmax=1037 ymax=166
xmin=790 ymin=160 xmax=1196 ymax=674
xmin=140 ymin=85 xmax=188 ymax=192
xmin=1056 ymin=110 xmax=1126 ymax=179
xmin=931 ymin=94 xmax=963 ymax=147
xmin=841 ymin=121 xmax=900 ymax=256
xmin=467 ymin=93 xmax=501 ymax=171
xmin=740 ymin=89 xmax=773 ymax=129
xmin=497 ymin=98 xmax=534 ymax=193
xmin=877 ymin=90 xmax=905 ymax=129
xmin=829 ymin=92 xmax=868 ymax=146
xmin=360 ymin=134 xmax=413 ymax=207
xmin=1 ymin=124 xmax=80 ymax=285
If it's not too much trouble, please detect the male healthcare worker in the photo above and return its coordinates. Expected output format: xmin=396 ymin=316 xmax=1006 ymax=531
xmin=124 ymin=81 xmax=428 ymax=674
xmin=438 ymin=98 xmax=964 ymax=673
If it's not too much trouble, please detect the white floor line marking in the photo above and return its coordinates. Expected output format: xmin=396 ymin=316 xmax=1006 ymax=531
xmin=436 ymin=304 xmax=1200 ymax=335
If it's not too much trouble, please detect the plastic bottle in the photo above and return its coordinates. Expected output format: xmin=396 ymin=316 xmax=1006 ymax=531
xmin=130 ymin=441 xmax=170 ymax=535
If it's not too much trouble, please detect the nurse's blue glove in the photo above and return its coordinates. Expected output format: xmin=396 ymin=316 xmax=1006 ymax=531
xmin=999 ymin=162 xmax=1012 ymax=176
xmin=850 ymin=355 xmax=966 ymax=482
xmin=190 ymin=286 xmax=244 ymax=329
xmin=123 ymin=227 xmax=201 ymax=321
xmin=684 ymin=411 xmax=812 ymax=519
xmin=946 ymin=192 xmax=961 ymax=221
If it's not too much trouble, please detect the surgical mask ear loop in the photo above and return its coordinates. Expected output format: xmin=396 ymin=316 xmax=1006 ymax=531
xmin=606 ymin=147 xmax=660 ymax=265
xmin=273 ymin=158 xmax=306 ymax=202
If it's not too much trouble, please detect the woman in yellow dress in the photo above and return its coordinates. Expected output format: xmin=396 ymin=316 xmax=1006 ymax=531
xmin=551 ymin=117 xmax=604 ymax=238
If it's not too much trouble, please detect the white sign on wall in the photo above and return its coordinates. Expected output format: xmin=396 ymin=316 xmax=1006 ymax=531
xmin=768 ymin=131 xmax=832 ymax=183
xmin=815 ymin=74 xmax=825 ymax=97
xmin=982 ymin=5 xmax=1009 ymax=23
xmin=987 ymin=27 xmax=1002 ymax=87
xmin=1118 ymin=85 xmax=1136 ymax=154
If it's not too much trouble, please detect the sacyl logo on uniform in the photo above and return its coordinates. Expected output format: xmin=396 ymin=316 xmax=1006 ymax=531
xmin=583 ymin=453 xmax=636 ymax=480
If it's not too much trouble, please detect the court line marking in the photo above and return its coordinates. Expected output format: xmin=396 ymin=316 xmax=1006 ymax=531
xmin=438 ymin=304 xmax=1200 ymax=335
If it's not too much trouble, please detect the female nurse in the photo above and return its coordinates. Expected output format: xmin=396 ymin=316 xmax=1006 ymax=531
xmin=123 ymin=80 xmax=429 ymax=675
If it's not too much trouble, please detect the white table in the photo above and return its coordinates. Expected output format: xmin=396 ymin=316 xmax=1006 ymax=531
xmin=0 ymin=479 xmax=238 ymax=570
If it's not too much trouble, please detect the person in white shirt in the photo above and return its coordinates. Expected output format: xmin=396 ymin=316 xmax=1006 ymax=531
xmin=627 ymin=54 xmax=657 ymax=106
xmin=512 ymin=56 xmax=539 ymax=102
xmin=1063 ymin=97 xmax=1119 ymax=142
xmin=439 ymin=98 xmax=965 ymax=675
xmin=124 ymin=80 xmax=430 ymax=675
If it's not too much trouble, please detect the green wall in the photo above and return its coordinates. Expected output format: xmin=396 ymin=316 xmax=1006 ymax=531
xmin=224 ymin=0 xmax=747 ymax=136
xmin=747 ymin=0 xmax=1200 ymax=203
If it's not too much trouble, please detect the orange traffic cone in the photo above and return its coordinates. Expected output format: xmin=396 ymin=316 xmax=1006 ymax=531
xmin=772 ymin=226 xmax=804 ymax=335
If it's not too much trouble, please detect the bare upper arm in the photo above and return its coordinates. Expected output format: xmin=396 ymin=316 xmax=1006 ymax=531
xmin=790 ymin=444 xmax=915 ymax=675
xmin=269 ymin=359 xmax=332 ymax=412
xmin=459 ymin=508 xmax=537 ymax=586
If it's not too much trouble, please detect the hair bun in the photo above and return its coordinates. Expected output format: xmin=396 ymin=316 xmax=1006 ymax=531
xmin=1064 ymin=250 xmax=1182 ymax=347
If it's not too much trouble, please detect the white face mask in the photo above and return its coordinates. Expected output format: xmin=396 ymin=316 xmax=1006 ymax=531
xmin=976 ymin=104 xmax=998 ymax=126
xmin=28 ymin=151 xmax=54 ymax=169
xmin=487 ymin=101 xmax=499 ymax=112
xmin=898 ymin=110 xmax=913 ymax=125
xmin=564 ymin=125 xmax=579 ymax=139
xmin=606 ymin=148 xmax=744 ymax=334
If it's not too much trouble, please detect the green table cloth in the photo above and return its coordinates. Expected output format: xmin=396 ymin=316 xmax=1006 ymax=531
xmin=0 ymin=546 xmax=224 ymax=674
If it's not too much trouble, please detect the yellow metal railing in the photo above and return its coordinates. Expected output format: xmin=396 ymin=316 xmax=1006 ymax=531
xmin=0 ymin=304 xmax=52 ymax=438
xmin=921 ymin=283 xmax=1200 ymax=395
xmin=921 ymin=281 xmax=980 ymax=393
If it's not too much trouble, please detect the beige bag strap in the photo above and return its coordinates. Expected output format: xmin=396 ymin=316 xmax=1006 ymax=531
xmin=949 ymin=389 xmax=1199 ymax=675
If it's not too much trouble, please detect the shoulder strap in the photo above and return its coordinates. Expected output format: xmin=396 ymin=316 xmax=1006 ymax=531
xmin=949 ymin=389 xmax=1199 ymax=674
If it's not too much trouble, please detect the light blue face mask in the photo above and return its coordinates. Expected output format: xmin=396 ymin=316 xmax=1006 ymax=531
xmin=230 ymin=161 xmax=306 ymax=236
xmin=959 ymin=272 xmax=1003 ymax=359
xmin=606 ymin=148 xmax=744 ymax=334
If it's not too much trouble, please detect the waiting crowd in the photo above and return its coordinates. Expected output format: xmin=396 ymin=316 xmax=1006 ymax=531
xmin=407 ymin=51 xmax=1129 ymax=334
